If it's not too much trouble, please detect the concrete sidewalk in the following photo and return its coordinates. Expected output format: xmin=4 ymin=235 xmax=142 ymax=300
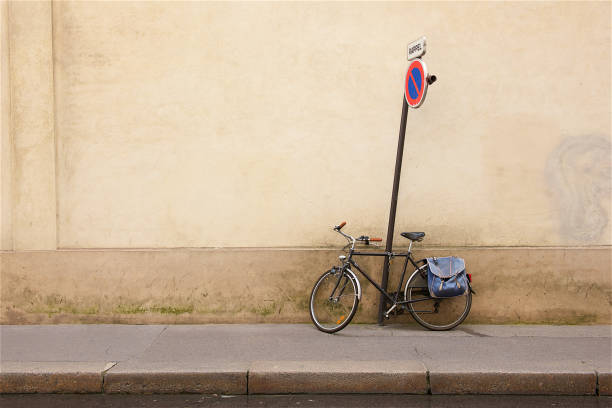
xmin=1 ymin=324 xmax=610 ymax=395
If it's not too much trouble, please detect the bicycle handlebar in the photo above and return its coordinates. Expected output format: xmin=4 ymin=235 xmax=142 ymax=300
xmin=334 ymin=223 xmax=383 ymax=250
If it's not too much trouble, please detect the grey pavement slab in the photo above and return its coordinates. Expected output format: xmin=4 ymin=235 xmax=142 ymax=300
xmin=428 ymin=360 xmax=597 ymax=395
xmin=0 ymin=362 xmax=114 ymax=393
xmin=104 ymin=362 xmax=248 ymax=394
xmin=133 ymin=324 xmax=611 ymax=364
xmin=410 ymin=336 xmax=611 ymax=370
xmin=456 ymin=325 xmax=612 ymax=338
xmin=249 ymin=360 xmax=428 ymax=394
xmin=134 ymin=324 xmax=406 ymax=363
xmin=0 ymin=325 xmax=165 ymax=362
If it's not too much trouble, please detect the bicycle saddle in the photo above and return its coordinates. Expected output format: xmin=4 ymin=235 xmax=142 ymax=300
xmin=401 ymin=232 xmax=425 ymax=241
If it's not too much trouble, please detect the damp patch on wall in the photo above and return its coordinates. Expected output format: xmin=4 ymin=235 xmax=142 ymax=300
xmin=546 ymin=135 xmax=611 ymax=244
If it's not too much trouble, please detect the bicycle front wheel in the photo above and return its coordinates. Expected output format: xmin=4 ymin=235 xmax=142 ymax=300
xmin=309 ymin=268 xmax=359 ymax=333
xmin=404 ymin=267 xmax=471 ymax=331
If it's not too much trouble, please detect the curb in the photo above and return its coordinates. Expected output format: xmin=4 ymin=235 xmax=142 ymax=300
xmin=430 ymin=372 xmax=596 ymax=396
xmin=0 ymin=362 xmax=114 ymax=394
xmin=428 ymin=361 xmax=599 ymax=396
xmin=103 ymin=362 xmax=248 ymax=394
xmin=248 ymin=361 xmax=428 ymax=394
xmin=0 ymin=361 xmax=608 ymax=395
xmin=598 ymin=371 xmax=611 ymax=396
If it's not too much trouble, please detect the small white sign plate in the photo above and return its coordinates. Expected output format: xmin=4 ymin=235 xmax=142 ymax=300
xmin=407 ymin=36 xmax=426 ymax=60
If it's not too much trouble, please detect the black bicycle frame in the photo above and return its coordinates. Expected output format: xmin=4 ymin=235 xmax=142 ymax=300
xmin=347 ymin=249 xmax=430 ymax=308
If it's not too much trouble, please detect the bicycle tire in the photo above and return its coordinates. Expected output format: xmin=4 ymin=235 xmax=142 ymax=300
xmin=404 ymin=267 xmax=471 ymax=331
xmin=309 ymin=268 xmax=359 ymax=333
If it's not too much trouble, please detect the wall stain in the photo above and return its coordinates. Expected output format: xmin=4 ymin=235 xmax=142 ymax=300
xmin=546 ymin=135 xmax=611 ymax=243
xmin=3 ymin=247 xmax=610 ymax=324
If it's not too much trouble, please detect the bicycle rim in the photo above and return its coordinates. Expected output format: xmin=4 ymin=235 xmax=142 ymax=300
xmin=310 ymin=269 xmax=359 ymax=333
xmin=404 ymin=269 xmax=471 ymax=330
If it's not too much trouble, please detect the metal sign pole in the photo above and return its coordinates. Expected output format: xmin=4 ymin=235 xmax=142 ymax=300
xmin=377 ymin=36 xmax=433 ymax=325
xmin=377 ymin=96 xmax=409 ymax=325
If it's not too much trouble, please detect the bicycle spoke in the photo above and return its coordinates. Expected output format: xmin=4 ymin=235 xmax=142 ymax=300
xmin=405 ymin=269 xmax=471 ymax=330
xmin=310 ymin=270 xmax=359 ymax=333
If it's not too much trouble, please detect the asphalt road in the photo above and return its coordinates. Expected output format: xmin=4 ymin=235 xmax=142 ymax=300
xmin=1 ymin=395 xmax=611 ymax=408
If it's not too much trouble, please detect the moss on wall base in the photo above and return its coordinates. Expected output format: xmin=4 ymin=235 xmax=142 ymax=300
xmin=1 ymin=247 xmax=610 ymax=324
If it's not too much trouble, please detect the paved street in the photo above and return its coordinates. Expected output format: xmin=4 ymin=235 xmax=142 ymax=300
xmin=1 ymin=324 xmax=611 ymax=395
xmin=1 ymin=394 xmax=611 ymax=408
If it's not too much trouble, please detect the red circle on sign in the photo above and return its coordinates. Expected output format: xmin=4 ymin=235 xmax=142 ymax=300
xmin=404 ymin=59 xmax=428 ymax=108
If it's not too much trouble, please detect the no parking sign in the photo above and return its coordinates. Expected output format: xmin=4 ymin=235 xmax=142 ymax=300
xmin=404 ymin=58 xmax=428 ymax=108
xmin=404 ymin=36 xmax=431 ymax=109
xmin=379 ymin=35 xmax=437 ymax=324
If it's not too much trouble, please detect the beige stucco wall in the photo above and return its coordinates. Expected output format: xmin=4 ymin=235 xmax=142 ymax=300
xmin=49 ymin=1 xmax=610 ymax=248
xmin=1 ymin=1 xmax=610 ymax=324
xmin=1 ymin=0 xmax=12 ymax=251
xmin=3 ymin=0 xmax=56 ymax=251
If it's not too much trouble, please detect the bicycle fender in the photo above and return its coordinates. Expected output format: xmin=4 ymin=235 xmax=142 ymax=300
xmin=344 ymin=268 xmax=362 ymax=300
xmin=404 ymin=264 xmax=428 ymax=299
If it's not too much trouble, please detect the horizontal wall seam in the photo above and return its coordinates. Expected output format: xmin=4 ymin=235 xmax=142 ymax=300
xmin=1 ymin=245 xmax=611 ymax=254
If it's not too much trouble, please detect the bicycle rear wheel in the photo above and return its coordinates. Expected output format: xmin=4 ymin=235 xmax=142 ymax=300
xmin=310 ymin=268 xmax=359 ymax=333
xmin=404 ymin=267 xmax=471 ymax=330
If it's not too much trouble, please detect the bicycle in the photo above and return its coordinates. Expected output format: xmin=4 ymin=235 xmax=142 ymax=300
xmin=309 ymin=221 xmax=473 ymax=333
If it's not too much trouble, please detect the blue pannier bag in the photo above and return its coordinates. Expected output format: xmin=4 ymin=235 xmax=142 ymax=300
xmin=427 ymin=256 xmax=468 ymax=298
